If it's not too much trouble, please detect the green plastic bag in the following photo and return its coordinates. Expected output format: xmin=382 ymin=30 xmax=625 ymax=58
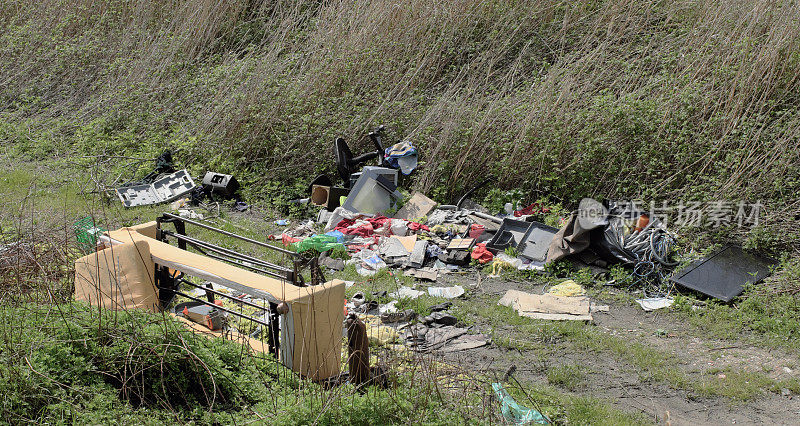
xmin=291 ymin=234 xmax=344 ymax=253
xmin=492 ymin=383 xmax=549 ymax=425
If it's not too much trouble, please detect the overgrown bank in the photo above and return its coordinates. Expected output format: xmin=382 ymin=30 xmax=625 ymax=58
xmin=1 ymin=0 xmax=799 ymax=251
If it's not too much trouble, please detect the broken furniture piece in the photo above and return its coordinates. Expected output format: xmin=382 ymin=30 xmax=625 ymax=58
xmin=669 ymin=245 xmax=775 ymax=302
xmin=116 ymin=169 xmax=196 ymax=207
xmin=75 ymin=215 xmax=345 ymax=380
xmin=334 ymin=125 xmax=387 ymax=186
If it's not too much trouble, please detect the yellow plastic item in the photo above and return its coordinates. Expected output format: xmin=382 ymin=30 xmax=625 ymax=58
xmin=358 ymin=314 xmax=399 ymax=346
xmin=547 ymin=279 xmax=586 ymax=297
xmin=491 ymin=260 xmax=512 ymax=276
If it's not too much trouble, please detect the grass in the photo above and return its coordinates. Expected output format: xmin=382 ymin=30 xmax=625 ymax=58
xmin=451 ymin=291 xmax=796 ymax=403
xmin=672 ymin=276 xmax=800 ymax=351
xmin=502 ymin=382 xmax=654 ymax=426
xmin=3 ymin=299 xmax=536 ymax=424
xmin=547 ymin=364 xmax=587 ymax=391
xmin=3 ymin=155 xmax=799 ymax=422
xmin=2 ymin=0 xmax=800 ymax=422
xmin=0 ymin=299 xmax=659 ymax=424
xmin=1 ymin=0 xmax=799 ymax=249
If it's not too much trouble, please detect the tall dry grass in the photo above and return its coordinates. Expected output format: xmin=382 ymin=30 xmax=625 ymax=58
xmin=1 ymin=0 xmax=799 ymax=244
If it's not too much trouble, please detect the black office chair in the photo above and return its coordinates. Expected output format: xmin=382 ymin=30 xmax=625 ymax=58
xmin=334 ymin=125 xmax=386 ymax=185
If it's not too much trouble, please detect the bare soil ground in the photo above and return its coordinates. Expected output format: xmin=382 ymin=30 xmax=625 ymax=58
xmin=436 ymin=275 xmax=800 ymax=425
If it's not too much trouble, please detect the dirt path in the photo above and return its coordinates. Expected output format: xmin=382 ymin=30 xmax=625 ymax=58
xmin=439 ymin=276 xmax=800 ymax=425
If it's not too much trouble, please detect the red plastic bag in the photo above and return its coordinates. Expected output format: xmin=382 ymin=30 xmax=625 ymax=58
xmin=471 ymin=243 xmax=494 ymax=264
xmin=468 ymin=224 xmax=485 ymax=239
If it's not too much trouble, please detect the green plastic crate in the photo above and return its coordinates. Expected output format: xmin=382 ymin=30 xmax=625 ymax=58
xmin=73 ymin=217 xmax=106 ymax=253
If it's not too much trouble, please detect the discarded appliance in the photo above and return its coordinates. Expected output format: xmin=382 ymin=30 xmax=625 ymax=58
xmin=516 ymin=221 xmax=558 ymax=262
xmin=341 ymin=168 xmax=403 ymax=215
xmin=201 ymin=172 xmax=239 ymax=198
xmin=486 ymin=218 xmax=532 ymax=253
xmin=76 ymin=214 xmax=345 ymax=380
xmin=116 ymin=169 xmax=196 ymax=207
xmin=349 ymin=166 xmax=398 ymax=189
xmin=394 ymin=192 xmax=437 ymax=220
xmin=669 ymin=245 xmax=775 ymax=302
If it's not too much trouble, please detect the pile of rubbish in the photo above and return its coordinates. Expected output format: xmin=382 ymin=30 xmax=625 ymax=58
xmin=273 ymin=126 xmax=776 ymax=316
xmin=77 ymin=126 xmax=783 ymax=422
xmin=102 ymin=127 xmax=778 ymax=381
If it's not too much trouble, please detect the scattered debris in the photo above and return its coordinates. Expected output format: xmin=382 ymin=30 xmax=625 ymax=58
xmin=404 ymin=268 xmax=437 ymax=281
xmin=471 ymin=242 xmax=494 ymax=264
xmin=669 ymin=245 xmax=775 ymax=302
xmin=72 ymin=217 xmax=106 ymax=253
xmin=116 ymin=169 xmax=196 ymax=207
xmin=547 ymin=280 xmax=585 ymax=297
xmin=76 ymin=128 xmax=790 ymax=392
xmin=499 ymin=290 xmax=593 ymax=321
xmin=201 ymin=172 xmax=239 ymax=198
xmin=427 ymin=285 xmax=465 ymax=299
xmin=491 ymin=383 xmax=549 ymax=425
xmin=319 ymin=252 xmax=346 ymax=271
xmin=380 ymin=309 xmax=416 ymax=323
xmin=390 ymin=286 xmax=425 ymax=299
xmin=429 ymin=302 xmax=452 ymax=312
xmin=636 ymin=297 xmax=675 ymax=311
xmin=486 ymin=218 xmax=531 ymax=253
xmin=384 ymin=140 xmax=418 ymax=175
xmin=394 ymin=192 xmax=436 ymax=220
xmin=406 ymin=240 xmax=428 ymax=268
xmin=420 ymin=311 xmax=457 ymax=326
xmin=447 ymin=238 xmax=475 ymax=250
xmin=352 ymin=249 xmax=387 ymax=276
xmin=517 ymin=221 xmax=558 ymax=262
xmin=403 ymin=324 xmax=489 ymax=353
